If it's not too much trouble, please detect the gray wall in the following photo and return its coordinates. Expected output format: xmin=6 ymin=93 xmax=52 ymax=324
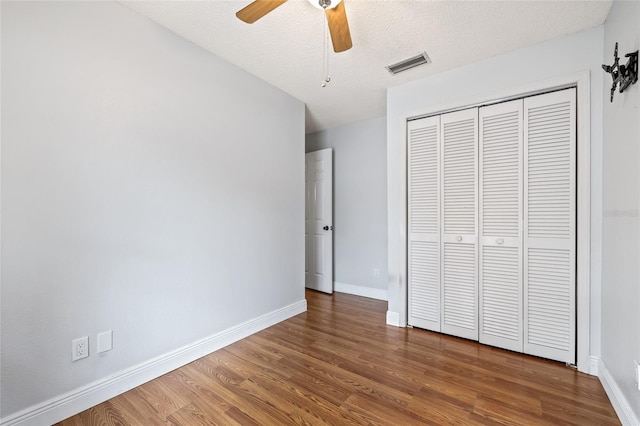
xmin=387 ymin=26 xmax=604 ymax=367
xmin=1 ymin=1 xmax=304 ymax=418
xmin=601 ymin=0 xmax=640 ymax=418
xmin=306 ymin=117 xmax=388 ymax=298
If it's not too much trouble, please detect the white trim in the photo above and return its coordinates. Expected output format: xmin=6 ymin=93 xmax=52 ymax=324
xmin=390 ymin=71 xmax=592 ymax=373
xmin=589 ymin=355 xmax=600 ymax=376
xmin=386 ymin=311 xmax=400 ymax=326
xmin=598 ymin=358 xmax=639 ymax=426
xmin=0 ymin=299 xmax=307 ymax=426
xmin=574 ymin=72 xmax=591 ymax=376
xmin=334 ymin=281 xmax=388 ymax=301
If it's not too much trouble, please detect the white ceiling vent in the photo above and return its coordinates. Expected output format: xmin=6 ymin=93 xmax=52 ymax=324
xmin=386 ymin=52 xmax=431 ymax=75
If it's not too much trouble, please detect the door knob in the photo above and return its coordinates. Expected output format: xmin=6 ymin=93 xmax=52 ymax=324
xmin=496 ymin=238 xmax=504 ymax=244
xmin=456 ymin=235 xmax=463 ymax=242
xmin=323 ymin=225 xmax=333 ymax=231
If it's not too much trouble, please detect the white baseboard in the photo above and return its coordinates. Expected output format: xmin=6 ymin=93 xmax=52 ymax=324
xmin=334 ymin=281 xmax=388 ymax=301
xmin=0 ymin=299 xmax=307 ymax=426
xmin=589 ymin=355 xmax=600 ymax=376
xmin=386 ymin=310 xmax=400 ymax=327
xmin=598 ymin=358 xmax=640 ymax=426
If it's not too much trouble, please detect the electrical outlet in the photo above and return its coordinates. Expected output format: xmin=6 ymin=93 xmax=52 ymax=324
xmin=72 ymin=337 xmax=89 ymax=362
xmin=373 ymin=268 xmax=380 ymax=278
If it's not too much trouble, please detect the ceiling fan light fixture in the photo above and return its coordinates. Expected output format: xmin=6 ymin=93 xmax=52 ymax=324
xmin=309 ymin=0 xmax=342 ymax=10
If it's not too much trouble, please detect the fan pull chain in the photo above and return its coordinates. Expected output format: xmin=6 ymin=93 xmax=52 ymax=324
xmin=321 ymin=12 xmax=330 ymax=87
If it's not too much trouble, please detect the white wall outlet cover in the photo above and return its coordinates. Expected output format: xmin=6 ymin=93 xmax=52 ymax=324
xmin=72 ymin=336 xmax=89 ymax=362
xmin=97 ymin=330 xmax=113 ymax=354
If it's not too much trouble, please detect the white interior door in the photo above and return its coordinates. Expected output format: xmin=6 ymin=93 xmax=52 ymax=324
xmin=407 ymin=88 xmax=576 ymax=363
xmin=479 ymin=99 xmax=524 ymax=352
xmin=440 ymin=108 xmax=479 ymax=340
xmin=524 ymin=88 xmax=576 ymax=363
xmin=408 ymin=116 xmax=441 ymax=331
xmin=305 ymin=148 xmax=333 ymax=294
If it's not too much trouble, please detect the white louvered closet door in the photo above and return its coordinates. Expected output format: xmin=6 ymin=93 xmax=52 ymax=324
xmin=524 ymin=88 xmax=576 ymax=364
xmin=478 ymin=100 xmax=523 ymax=352
xmin=440 ymin=108 xmax=478 ymax=340
xmin=408 ymin=116 xmax=441 ymax=331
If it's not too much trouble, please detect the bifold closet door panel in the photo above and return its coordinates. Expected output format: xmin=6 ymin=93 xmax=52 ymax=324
xmin=440 ymin=108 xmax=478 ymax=341
xmin=478 ymin=100 xmax=523 ymax=352
xmin=408 ymin=116 xmax=441 ymax=331
xmin=524 ymin=88 xmax=576 ymax=364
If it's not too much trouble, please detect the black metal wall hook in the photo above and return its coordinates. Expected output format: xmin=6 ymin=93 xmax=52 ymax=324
xmin=602 ymin=42 xmax=638 ymax=102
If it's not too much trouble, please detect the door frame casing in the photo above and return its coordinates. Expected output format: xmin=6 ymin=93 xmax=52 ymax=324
xmin=388 ymin=72 xmax=591 ymax=374
xmin=305 ymin=148 xmax=334 ymax=294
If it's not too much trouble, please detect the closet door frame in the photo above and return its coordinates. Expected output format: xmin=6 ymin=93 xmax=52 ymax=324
xmin=398 ymin=72 xmax=591 ymax=373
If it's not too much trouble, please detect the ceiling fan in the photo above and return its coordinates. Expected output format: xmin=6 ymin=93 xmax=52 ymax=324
xmin=236 ymin=0 xmax=353 ymax=53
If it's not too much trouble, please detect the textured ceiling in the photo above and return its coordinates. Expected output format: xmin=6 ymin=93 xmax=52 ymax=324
xmin=121 ymin=0 xmax=612 ymax=133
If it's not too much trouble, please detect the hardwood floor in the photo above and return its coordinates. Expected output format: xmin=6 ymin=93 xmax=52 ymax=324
xmin=58 ymin=290 xmax=619 ymax=425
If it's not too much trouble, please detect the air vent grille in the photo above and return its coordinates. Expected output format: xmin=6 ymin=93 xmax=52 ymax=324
xmin=386 ymin=52 xmax=431 ymax=75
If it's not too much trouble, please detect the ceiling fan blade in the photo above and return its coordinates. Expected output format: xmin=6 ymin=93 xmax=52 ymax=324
xmin=325 ymin=1 xmax=352 ymax=53
xmin=236 ymin=0 xmax=287 ymax=24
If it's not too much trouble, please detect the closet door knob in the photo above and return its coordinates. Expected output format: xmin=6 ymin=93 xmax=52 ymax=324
xmin=456 ymin=235 xmax=463 ymax=242
xmin=496 ymin=238 xmax=504 ymax=244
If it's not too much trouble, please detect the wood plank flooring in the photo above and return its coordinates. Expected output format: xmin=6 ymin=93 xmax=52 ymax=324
xmin=57 ymin=290 xmax=619 ymax=425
